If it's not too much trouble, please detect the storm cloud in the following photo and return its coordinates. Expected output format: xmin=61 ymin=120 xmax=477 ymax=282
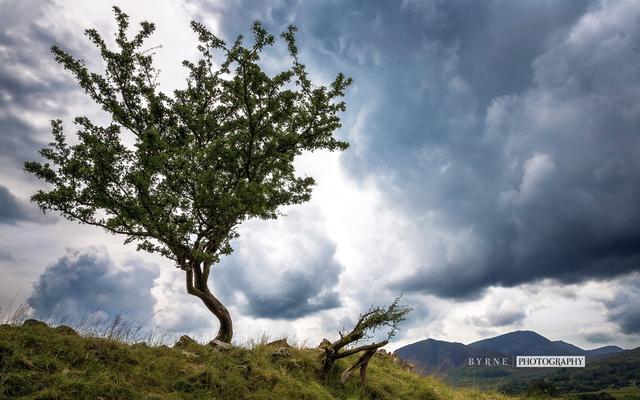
xmin=214 ymin=209 xmax=343 ymax=320
xmin=361 ymin=0 xmax=640 ymax=298
xmin=200 ymin=0 xmax=640 ymax=300
xmin=604 ymin=273 xmax=640 ymax=335
xmin=28 ymin=246 xmax=160 ymax=323
xmin=0 ymin=0 xmax=85 ymax=169
xmin=583 ymin=331 xmax=616 ymax=345
xmin=0 ymin=185 xmax=54 ymax=225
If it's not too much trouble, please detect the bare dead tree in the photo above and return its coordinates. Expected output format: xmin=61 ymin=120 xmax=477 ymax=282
xmin=320 ymin=296 xmax=411 ymax=384
xmin=339 ymin=348 xmax=377 ymax=384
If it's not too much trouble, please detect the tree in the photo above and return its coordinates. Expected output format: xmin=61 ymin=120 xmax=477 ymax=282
xmin=319 ymin=297 xmax=411 ymax=384
xmin=24 ymin=7 xmax=351 ymax=343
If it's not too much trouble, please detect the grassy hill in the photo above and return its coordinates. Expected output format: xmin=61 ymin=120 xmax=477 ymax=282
xmin=0 ymin=322 xmax=523 ymax=400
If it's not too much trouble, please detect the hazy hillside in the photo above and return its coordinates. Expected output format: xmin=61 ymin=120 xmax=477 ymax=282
xmin=585 ymin=346 xmax=626 ymax=358
xmin=0 ymin=322 xmax=523 ymax=400
xmin=468 ymin=331 xmax=579 ymax=356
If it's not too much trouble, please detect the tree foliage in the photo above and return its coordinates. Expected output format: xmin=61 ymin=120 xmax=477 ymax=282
xmin=24 ymin=7 xmax=351 ymax=342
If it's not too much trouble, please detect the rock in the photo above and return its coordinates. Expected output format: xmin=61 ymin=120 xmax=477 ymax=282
xmin=55 ymin=325 xmax=78 ymax=336
xmin=271 ymin=347 xmax=291 ymax=358
xmin=22 ymin=319 xmax=48 ymax=328
xmin=174 ymin=335 xmax=197 ymax=348
xmin=207 ymin=339 xmax=232 ymax=351
xmin=266 ymin=338 xmax=291 ymax=348
xmin=377 ymin=348 xmax=388 ymax=355
xmin=317 ymin=338 xmax=332 ymax=349
xmin=391 ymin=353 xmax=414 ymax=370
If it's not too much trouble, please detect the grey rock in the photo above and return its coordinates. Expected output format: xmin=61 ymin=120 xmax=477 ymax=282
xmin=22 ymin=319 xmax=48 ymax=328
xmin=271 ymin=347 xmax=291 ymax=358
xmin=55 ymin=324 xmax=78 ymax=336
xmin=207 ymin=339 xmax=232 ymax=351
xmin=174 ymin=335 xmax=197 ymax=348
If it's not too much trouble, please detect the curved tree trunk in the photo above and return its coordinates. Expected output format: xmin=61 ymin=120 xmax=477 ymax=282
xmin=195 ymin=289 xmax=233 ymax=343
xmin=184 ymin=262 xmax=233 ymax=343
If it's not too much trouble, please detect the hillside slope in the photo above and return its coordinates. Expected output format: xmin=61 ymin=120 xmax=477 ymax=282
xmin=0 ymin=322 xmax=521 ymax=400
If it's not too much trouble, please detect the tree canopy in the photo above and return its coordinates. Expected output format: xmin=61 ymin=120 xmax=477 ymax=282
xmin=25 ymin=7 xmax=351 ymax=342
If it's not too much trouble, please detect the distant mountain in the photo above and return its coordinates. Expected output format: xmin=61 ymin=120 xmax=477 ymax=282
xmin=551 ymin=340 xmax=625 ymax=358
xmin=585 ymin=345 xmax=625 ymax=357
xmin=468 ymin=331 xmax=580 ymax=356
xmin=395 ymin=330 xmax=625 ymax=374
xmin=551 ymin=340 xmax=585 ymax=355
xmin=393 ymin=338 xmax=479 ymax=372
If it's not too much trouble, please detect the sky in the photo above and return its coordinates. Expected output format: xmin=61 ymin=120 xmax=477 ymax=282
xmin=1 ymin=0 xmax=639 ymax=351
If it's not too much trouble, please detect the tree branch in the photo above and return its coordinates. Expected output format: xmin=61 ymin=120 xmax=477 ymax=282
xmin=335 ymin=340 xmax=388 ymax=359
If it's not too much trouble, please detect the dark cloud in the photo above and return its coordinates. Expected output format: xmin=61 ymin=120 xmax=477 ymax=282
xmin=0 ymin=249 xmax=15 ymax=261
xmin=484 ymin=308 xmax=526 ymax=328
xmin=0 ymin=185 xmax=33 ymax=225
xmin=0 ymin=185 xmax=55 ymax=225
xmin=198 ymin=0 xmax=640 ymax=300
xmin=0 ymin=115 xmax=43 ymax=169
xmin=605 ymin=274 xmax=640 ymax=335
xmin=28 ymin=246 xmax=160 ymax=323
xmin=349 ymin=0 xmax=640 ymax=298
xmin=0 ymin=0 xmax=85 ymax=169
xmin=310 ymin=0 xmax=640 ymax=298
xmin=583 ymin=331 xmax=616 ymax=344
xmin=213 ymin=211 xmax=343 ymax=320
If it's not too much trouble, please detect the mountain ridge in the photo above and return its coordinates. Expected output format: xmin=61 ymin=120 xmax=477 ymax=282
xmin=394 ymin=330 xmax=636 ymax=397
xmin=395 ymin=330 xmax=625 ymax=373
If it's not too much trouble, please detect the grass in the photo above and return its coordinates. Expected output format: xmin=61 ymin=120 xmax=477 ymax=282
xmin=0 ymin=321 xmax=526 ymax=400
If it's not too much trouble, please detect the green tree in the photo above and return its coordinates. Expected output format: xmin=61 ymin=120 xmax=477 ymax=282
xmin=24 ymin=7 xmax=351 ymax=343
